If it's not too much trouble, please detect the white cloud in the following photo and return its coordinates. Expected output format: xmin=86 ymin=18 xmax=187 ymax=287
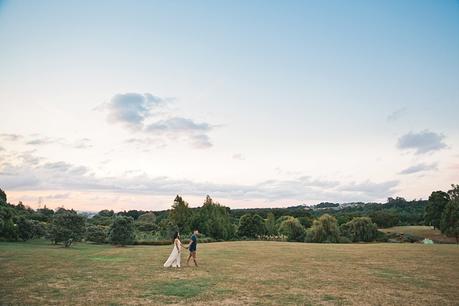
xmin=397 ymin=130 xmax=447 ymax=154
xmin=102 ymin=93 xmax=215 ymax=149
xmin=105 ymin=93 xmax=165 ymax=129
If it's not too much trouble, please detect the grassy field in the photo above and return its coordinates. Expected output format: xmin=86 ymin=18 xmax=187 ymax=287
xmin=379 ymin=226 xmax=457 ymax=243
xmin=1 ymin=241 xmax=458 ymax=305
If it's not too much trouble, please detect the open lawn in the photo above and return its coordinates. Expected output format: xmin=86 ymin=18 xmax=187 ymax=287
xmin=1 ymin=241 xmax=458 ymax=305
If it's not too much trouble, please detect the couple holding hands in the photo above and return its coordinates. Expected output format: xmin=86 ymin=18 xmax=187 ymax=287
xmin=163 ymin=229 xmax=199 ymax=268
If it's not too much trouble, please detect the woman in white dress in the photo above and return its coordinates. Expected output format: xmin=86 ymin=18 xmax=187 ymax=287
xmin=163 ymin=231 xmax=183 ymax=268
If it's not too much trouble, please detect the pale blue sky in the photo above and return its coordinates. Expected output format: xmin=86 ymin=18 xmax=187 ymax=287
xmin=0 ymin=0 xmax=458 ymax=211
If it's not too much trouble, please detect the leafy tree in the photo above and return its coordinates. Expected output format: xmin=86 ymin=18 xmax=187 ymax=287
xmin=191 ymin=195 xmax=234 ymax=240
xmin=97 ymin=210 xmax=115 ymax=218
xmin=17 ymin=217 xmax=35 ymax=241
xmin=306 ymin=214 xmax=340 ymax=243
xmin=135 ymin=212 xmax=158 ymax=232
xmin=298 ymin=216 xmax=313 ymax=229
xmin=109 ymin=216 xmax=135 ymax=245
xmin=265 ymin=212 xmax=278 ymax=236
xmin=118 ymin=210 xmax=143 ymax=220
xmin=33 ymin=206 xmax=55 ymax=222
xmin=158 ymin=218 xmax=179 ymax=239
xmin=138 ymin=212 xmax=156 ymax=223
xmin=0 ymin=218 xmax=18 ymax=241
xmin=340 ymin=217 xmax=378 ymax=242
xmin=448 ymin=184 xmax=459 ymax=201
xmin=424 ymin=191 xmax=450 ymax=229
xmin=279 ymin=217 xmax=305 ymax=242
xmin=86 ymin=225 xmax=108 ymax=243
xmin=170 ymin=195 xmax=191 ymax=232
xmin=439 ymin=185 xmax=459 ymax=243
xmin=440 ymin=199 xmax=459 ymax=243
xmin=0 ymin=188 xmax=6 ymax=204
xmin=369 ymin=210 xmax=400 ymax=228
xmin=49 ymin=213 xmax=86 ymax=246
xmin=237 ymin=214 xmax=265 ymax=238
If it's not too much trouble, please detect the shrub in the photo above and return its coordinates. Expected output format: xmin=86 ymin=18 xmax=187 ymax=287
xmin=340 ymin=217 xmax=378 ymax=242
xmin=109 ymin=216 xmax=135 ymax=245
xmin=375 ymin=230 xmax=388 ymax=242
xmin=278 ymin=217 xmax=305 ymax=242
xmin=306 ymin=214 xmax=340 ymax=243
xmin=86 ymin=225 xmax=108 ymax=243
xmin=338 ymin=236 xmax=351 ymax=243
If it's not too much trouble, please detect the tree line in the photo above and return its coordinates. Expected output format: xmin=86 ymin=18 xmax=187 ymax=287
xmin=1 ymin=184 xmax=458 ymax=246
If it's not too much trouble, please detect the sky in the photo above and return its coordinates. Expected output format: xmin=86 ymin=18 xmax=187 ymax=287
xmin=0 ymin=0 xmax=458 ymax=212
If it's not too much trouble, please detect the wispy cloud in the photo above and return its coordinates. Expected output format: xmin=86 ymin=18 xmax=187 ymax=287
xmin=399 ymin=163 xmax=438 ymax=175
xmin=387 ymin=107 xmax=407 ymax=122
xmin=0 ymin=132 xmax=92 ymax=149
xmin=0 ymin=133 xmax=22 ymax=141
xmin=397 ymin=130 xmax=447 ymax=154
xmin=26 ymin=136 xmax=92 ymax=149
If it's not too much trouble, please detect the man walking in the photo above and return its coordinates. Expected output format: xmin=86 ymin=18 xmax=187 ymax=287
xmin=186 ymin=229 xmax=199 ymax=267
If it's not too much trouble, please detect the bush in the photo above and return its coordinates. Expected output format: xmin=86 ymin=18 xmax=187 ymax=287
xmin=86 ymin=225 xmax=108 ymax=243
xmin=109 ymin=216 xmax=135 ymax=245
xmin=49 ymin=213 xmax=86 ymax=246
xmin=278 ymin=217 xmax=305 ymax=242
xmin=338 ymin=236 xmax=352 ymax=243
xmin=375 ymin=230 xmax=388 ymax=242
xmin=340 ymin=217 xmax=378 ymax=242
xmin=306 ymin=214 xmax=340 ymax=243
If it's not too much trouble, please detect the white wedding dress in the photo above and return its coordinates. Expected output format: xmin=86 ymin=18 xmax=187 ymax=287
xmin=163 ymin=239 xmax=182 ymax=268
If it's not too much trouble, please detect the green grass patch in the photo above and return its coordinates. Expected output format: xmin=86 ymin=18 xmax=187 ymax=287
xmin=144 ymin=278 xmax=213 ymax=299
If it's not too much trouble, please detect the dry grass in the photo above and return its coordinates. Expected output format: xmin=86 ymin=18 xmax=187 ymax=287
xmin=380 ymin=226 xmax=457 ymax=243
xmin=1 ymin=240 xmax=458 ymax=305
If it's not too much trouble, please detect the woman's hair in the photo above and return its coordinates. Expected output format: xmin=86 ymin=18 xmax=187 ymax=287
xmin=172 ymin=231 xmax=179 ymax=242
